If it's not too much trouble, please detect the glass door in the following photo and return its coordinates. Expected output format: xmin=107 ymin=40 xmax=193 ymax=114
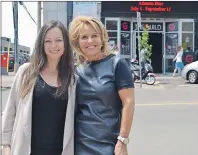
xmin=165 ymin=20 xmax=179 ymax=73
xmin=120 ymin=19 xmax=131 ymax=58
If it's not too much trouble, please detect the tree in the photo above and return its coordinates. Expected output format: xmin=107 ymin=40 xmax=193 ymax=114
xmin=139 ymin=25 xmax=152 ymax=61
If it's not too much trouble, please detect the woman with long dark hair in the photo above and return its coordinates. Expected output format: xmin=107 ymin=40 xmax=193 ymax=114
xmin=2 ymin=20 xmax=77 ymax=155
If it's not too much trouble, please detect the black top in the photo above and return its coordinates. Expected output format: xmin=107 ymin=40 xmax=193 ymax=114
xmin=30 ymin=75 xmax=68 ymax=155
xmin=75 ymin=54 xmax=134 ymax=155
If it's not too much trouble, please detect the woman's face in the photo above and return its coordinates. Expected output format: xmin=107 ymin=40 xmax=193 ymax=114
xmin=44 ymin=27 xmax=64 ymax=60
xmin=78 ymin=24 xmax=102 ymax=59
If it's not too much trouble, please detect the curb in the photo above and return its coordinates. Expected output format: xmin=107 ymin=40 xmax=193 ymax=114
xmin=1 ymin=86 xmax=11 ymax=90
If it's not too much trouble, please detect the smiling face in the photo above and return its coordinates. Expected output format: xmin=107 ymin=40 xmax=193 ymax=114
xmin=78 ymin=24 xmax=103 ymax=60
xmin=44 ymin=27 xmax=64 ymax=60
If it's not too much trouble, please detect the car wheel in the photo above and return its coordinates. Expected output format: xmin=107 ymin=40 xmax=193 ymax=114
xmin=188 ymin=71 xmax=198 ymax=84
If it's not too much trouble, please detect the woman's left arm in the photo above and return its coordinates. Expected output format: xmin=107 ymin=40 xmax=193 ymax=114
xmin=119 ymin=88 xmax=135 ymax=138
xmin=114 ymin=88 xmax=135 ymax=155
xmin=114 ymin=59 xmax=135 ymax=155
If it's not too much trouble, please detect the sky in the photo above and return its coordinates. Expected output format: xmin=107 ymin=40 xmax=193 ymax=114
xmin=2 ymin=2 xmax=38 ymax=51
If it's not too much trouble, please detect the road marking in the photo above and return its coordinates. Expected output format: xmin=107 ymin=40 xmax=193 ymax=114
xmin=155 ymin=81 xmax=160 ymax=84
xmin=135 ymin=81 xmax=165 ymax=89
xmin=178 ymin=84 xmax=198 ymax=87
xmin=135 ymin=85 xmax=164 ymax=89
xmin=136 ymin=102 xmax=198 ymax=106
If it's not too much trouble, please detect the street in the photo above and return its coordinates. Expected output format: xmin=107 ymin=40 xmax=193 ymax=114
xmin=130 ymin=84 xmax=198 ymax=155
xmin=1 ymin=77 xmax=198 ymax=155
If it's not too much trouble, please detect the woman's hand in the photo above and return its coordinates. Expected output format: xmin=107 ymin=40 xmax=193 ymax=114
xmin=114 ymin=140 xmax=128 ymax=155
xmin=2 ymin=145 xmax=11 ymax=155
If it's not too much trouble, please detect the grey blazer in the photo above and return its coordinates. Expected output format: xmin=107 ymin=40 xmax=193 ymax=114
xmin=2 ymin=63 xmax=77 ymax=155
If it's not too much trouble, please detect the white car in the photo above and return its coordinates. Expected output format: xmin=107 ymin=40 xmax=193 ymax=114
xmin=181 ymin=61 xmax=198 ymax=84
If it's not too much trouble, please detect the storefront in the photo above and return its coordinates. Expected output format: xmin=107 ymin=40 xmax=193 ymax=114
xmin=101 ymin=1 xmax=198 ymax=73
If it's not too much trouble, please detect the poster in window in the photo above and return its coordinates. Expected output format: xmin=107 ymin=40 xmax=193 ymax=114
xmin=120 ymin=32 xmax=131 ymax=55
xmin=166 ymin=22 xmax=178 ymax=32
xmin=165 ymin=33 xmax=178 ymax=55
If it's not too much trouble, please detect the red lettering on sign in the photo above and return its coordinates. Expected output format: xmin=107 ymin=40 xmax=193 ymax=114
xmin=131 ymin=1 xmax=171 ymax=12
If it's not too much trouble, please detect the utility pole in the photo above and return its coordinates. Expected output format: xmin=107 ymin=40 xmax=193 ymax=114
xmin=137 ymin=12 xmax=142 ymax=88
xmin=37 ymin=2 xmax=41 ymax=34
xmin=13 ymin=1 xmax=19 ymax=73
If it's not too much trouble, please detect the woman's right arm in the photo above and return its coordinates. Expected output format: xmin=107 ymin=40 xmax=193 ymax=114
xmin=2 ymin=66 xmax=22 ymax=153
xmin=173 ymin=52 xmax=178 ymax=61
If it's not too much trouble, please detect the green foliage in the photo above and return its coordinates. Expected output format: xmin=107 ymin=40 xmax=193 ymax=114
xmin=139 ymin=27 xmax=152 ymax=61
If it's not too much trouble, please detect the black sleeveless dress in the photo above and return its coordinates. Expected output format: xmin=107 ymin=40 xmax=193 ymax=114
xmin=75 ymin=54 xmax=134 ymax=155
xmin=30 ymin=75 xmax=68 ymax=155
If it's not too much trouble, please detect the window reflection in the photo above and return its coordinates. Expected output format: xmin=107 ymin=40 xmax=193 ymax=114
xmin=106 ymin=20 xmax=117 ymax=30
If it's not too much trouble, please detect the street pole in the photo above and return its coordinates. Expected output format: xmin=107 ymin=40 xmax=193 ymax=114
xmin=137 ymin=12 xmax=142 ymax=87
xmin=13 ymin=2 xmax=19 ymax=73
xmin=37 ymin=2 xmax=41 ymax=34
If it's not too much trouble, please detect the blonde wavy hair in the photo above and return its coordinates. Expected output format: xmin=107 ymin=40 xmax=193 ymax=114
xmin=69 ymin=16 xmax=111 ymax=64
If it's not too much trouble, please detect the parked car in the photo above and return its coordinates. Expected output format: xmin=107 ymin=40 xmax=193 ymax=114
xmin=181 ymin=61 xmax=198 ymax=84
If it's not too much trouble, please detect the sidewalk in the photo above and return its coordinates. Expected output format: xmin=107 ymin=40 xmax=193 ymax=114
xmin=1 ymin=72 xmax=15 ymax=89
xmin=1 ymin=73 xmax=184 ymax=89
xmin=155 ymin=73 xmax=184 ymax=84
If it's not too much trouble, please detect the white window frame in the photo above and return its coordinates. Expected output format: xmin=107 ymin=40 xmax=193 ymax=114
xmin=119 ymin=18 xmax=132 ymax=58
xmin=105 ymin=18 xmax=120 ymax=54
xmin=180 ymin=19 xmax=194 ymax=50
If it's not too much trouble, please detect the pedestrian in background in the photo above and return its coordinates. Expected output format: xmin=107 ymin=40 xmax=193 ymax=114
xmin=69 ymin=15 xmax=135 ymax=155
xmin=172 ymin=45 xmax=184 ymax=77
xmin=2 ymin=20 xmax=77 ymax=155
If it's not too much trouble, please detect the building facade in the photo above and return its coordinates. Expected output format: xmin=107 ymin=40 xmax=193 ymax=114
xmin=1 ymin=37 xmax=30 ymax=55
xmin=42 ymin=1 xmax=198 ymax=74
xmin=101 ymin=1 xmax=198 ymax=73
xmin=1 ymin=37 xmax=31 ymax=72
xmin=42 ymin=2 xmax=101 ymax=28
xmin=43 ymin=2 xmax=68 ymax=27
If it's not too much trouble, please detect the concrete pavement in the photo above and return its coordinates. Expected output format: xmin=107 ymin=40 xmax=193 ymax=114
xmin=1 ymin=83 xmax=198 ymax=155
xmin=0 ymin=72 xmax=191 ymax=88
xmin=1 ymin=72 xmax=15 ymax=89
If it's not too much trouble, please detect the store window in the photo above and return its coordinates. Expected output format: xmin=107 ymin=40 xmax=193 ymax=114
xmin=106 ymin=20 xmax=117 ymax=31
xmin=106 ymin=19 xmax=118 ymax=53
xmin=182 ymin=22 xmax=194 ymax=51
xmin=120 ymin=32 xmax=131 ymax=55
xmin=120 ymin=20 xmax=131 ymax=56
xmin=165 ymin=59 xmax=175 ymax=72
xmin=182 ymin=22 xmax=193 ymax=31
xmin=108 ymin=32 xmax=118 ymax=51
xmin=166 ymin=22 xmax=178 ymax=32
xmin=182 ymin=33 xmax=193 ymax=50
xmin=165 ymin=33 xmax=178 ymax=56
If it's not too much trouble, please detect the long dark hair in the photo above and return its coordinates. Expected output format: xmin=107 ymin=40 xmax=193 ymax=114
xmin=20 ymin=20 xmax=75 ymax=100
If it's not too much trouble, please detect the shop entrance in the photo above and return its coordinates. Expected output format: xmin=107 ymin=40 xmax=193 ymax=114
xmin=136 ymin=32 xmax=163 ymax=73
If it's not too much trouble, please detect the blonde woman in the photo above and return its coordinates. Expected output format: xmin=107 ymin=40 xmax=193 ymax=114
xmin=69 ymin=16 xmax=135 ymax=155
xmin=173 ymin=46 xmax=184 ymax=76
xmin=2 ymin=21 xmax=77 ymax=155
